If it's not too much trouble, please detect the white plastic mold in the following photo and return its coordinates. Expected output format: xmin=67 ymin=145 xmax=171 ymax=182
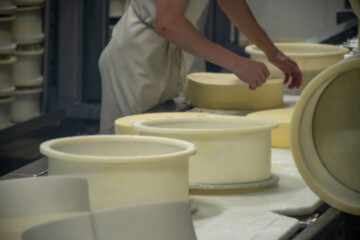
xmin=41 ymin=135 xmax=196 ymax=210
xmin=133 ymin=115 xmax=278 ymax=185
xmin=245 ymin=43 xmax=349 ymax=94
xmin=291 ymin=55 xmax=360 ymax=215
xmin=9 ymin=87 xmax=42 ymax=122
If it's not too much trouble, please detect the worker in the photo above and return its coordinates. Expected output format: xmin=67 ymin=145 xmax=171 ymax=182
xmin=98 ymin=0 xmax=302 ymax=131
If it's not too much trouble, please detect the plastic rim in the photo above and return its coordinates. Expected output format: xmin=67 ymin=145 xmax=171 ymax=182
xmin=291 ymin=57 xmax=360 ymax=215
xmin=14 ymin=76 xmax=43 ymax=87
xmin=190 ymin=174 xmax=279 ymax=191
xmin=40 ymin=135 xmax=196 ymax=163
xmin=0 ymin=96 xmax=14 ymax=103
xmin=0 ymin=44 xmax=16 ymax=54
xmin=114 ymin=112 xmax=210 ymax=129
xmin=133 ymin=115 xmax=278 ymax=135
xmin=0 ymin=6 xmax=16 ymax=14
xmin=0 ymin=55 xmax=16 ymax=64
xmin=14 ymin=34 xmax=44 ymax=45
xmin=0 ymin=86 xmax=15 ymax=97
xmin=0 ymin=14 xmax=15 ymax=21
xmin=15 ymin=87 xmax=42 ymax=94
xmin=15 ymin=4 xmax=44 ymax=11
xmin=15 ymin=46 xmax=43 ymax=55
xmin=15 ymin=0 xmax=45 ymax=6
xmin=245 ymin=43 xmax=349 ymax=57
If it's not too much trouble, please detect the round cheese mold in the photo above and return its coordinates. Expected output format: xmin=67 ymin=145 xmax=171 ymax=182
xmin=133 ymin=115 xmax=278 ymax=185
xmin=12 ymin=44 xmax=44 ymax=87
xmin=12 ymin=5 xmax=44 ymax=44
xmin=245 ymin=43 xmax=349 ymax=94
xmin=0 ymin=55 xmax=16 ymax=96
xmin=41 ymin=135 xmax=196 ymax=211
xmin=291 ymin=55 xmax=360 ymax=215
xmin=0 ymin=15 xmax=15 ymax=49
xmin=10 ymin=87 xmax=42 ymax=122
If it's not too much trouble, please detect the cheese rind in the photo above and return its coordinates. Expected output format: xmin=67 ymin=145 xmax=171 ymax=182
xmin=185 ymin=73 xmax=283 ymax=110
xmin=247 ymin=108 xmax=294 ymax=148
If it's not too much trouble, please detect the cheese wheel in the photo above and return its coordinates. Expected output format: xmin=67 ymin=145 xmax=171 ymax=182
xmin=185 ymin=72 xmax=284 ymax=110
xmin=114 ymin=112 xmax=210 ymax=135
xmin=247 ymin=108 xmax=294 ymax=148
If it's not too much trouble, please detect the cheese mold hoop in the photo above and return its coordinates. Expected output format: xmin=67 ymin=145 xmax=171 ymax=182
xmin=0 ymin=55 xmax=16 ymax=93
xmin=10 ymin=87 xmax=42 ymax=122
xmin=0 ymin=86 xmax=15 ymax=97
xmin=0 ymin=43 xmax=16 ymax=54
xmin=133 ymin=115 xmax=278 ymax=185
xmin=41 ymin=135 xmax=196 ymax=210
xmin=12 ymin=5 xmax=44 ymax=44
xmin=245 ymin=43 xmax=349 ymax=94
xmin=185 ymin=72 xmax=283 ymax=110
xmin=0 ymin=96 xmax=14 ymax=129
xmin=0 ymin=15 xmax=15 ymax=48
xmin=13 ymin=45 xmax=44 ymax=87
xmin=0 ymin=1 xmax=16 ymax=14
xmin=247 ymin=108 xmax=294 ymax=148
xmin=115 ymin=112 xmax=211 ymax=135
xmin=291 ymin=55 xmax=360 ymax=215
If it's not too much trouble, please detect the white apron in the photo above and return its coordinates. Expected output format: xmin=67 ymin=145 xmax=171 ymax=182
xmin=99 ymin=0 xmax=209 ymax=131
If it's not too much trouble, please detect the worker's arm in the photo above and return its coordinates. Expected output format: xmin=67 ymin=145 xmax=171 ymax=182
xmin=155 ymin=0 xmax=269 ymax=90
xmin=216 ymin=0 xmax=302 ymax=89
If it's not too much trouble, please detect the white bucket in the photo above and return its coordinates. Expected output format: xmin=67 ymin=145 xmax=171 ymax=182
xmin=0 ymin=55 xmax=16 ymax=97
xmin=10 ymin=87 xmax=42 ymax=122
xmin=245 ymin=43 xmax=349 ymax=94
xmin=12 ymin=45 xmax=43 ymax=87
xmin=0 ymin=96 xmax=14 ymax=129
xmin=133 ymin=116 xmax=278 ymax=184
xmin=14 ymin=0 xmax=45 ymax=6
xmin=0 ymin=176 xmax=90 ymax=240
xmin=41 ymin=135 xmax=196 ymax=211
xmin=291 ymin=55 xmax=360 ymax=215
xmin=0 ymin=15 xmax=15 ymax=49
xmin=0 ymin=0 xmax=16 ymax=14
xmin=12 ymin=5 xmax=44 ymax=44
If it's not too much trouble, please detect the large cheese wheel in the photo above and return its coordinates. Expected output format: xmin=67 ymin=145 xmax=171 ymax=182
xmin=185 ymin=72 xmax=283 ymax=110
xmin=247 ymin=108 xmax=294 ymax=148
xmin=114 ymin=112 xmax=210 ymax=135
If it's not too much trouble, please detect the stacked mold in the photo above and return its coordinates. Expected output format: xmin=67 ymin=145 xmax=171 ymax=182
xmin=0 ymin=0 xmax=45 ymax=129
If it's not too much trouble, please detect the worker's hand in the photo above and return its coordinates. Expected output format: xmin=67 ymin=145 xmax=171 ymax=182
xmin=233 ymin=58 xmax=270 ymax=90
xmin=269 ymin=51 xmax=302 ymax=89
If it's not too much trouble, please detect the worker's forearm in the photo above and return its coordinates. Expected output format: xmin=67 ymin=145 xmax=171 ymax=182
xmin=217 ymin=0 xmax=279 ymax=60
xmin=156 ymin=16 xmax=244 ymax=72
